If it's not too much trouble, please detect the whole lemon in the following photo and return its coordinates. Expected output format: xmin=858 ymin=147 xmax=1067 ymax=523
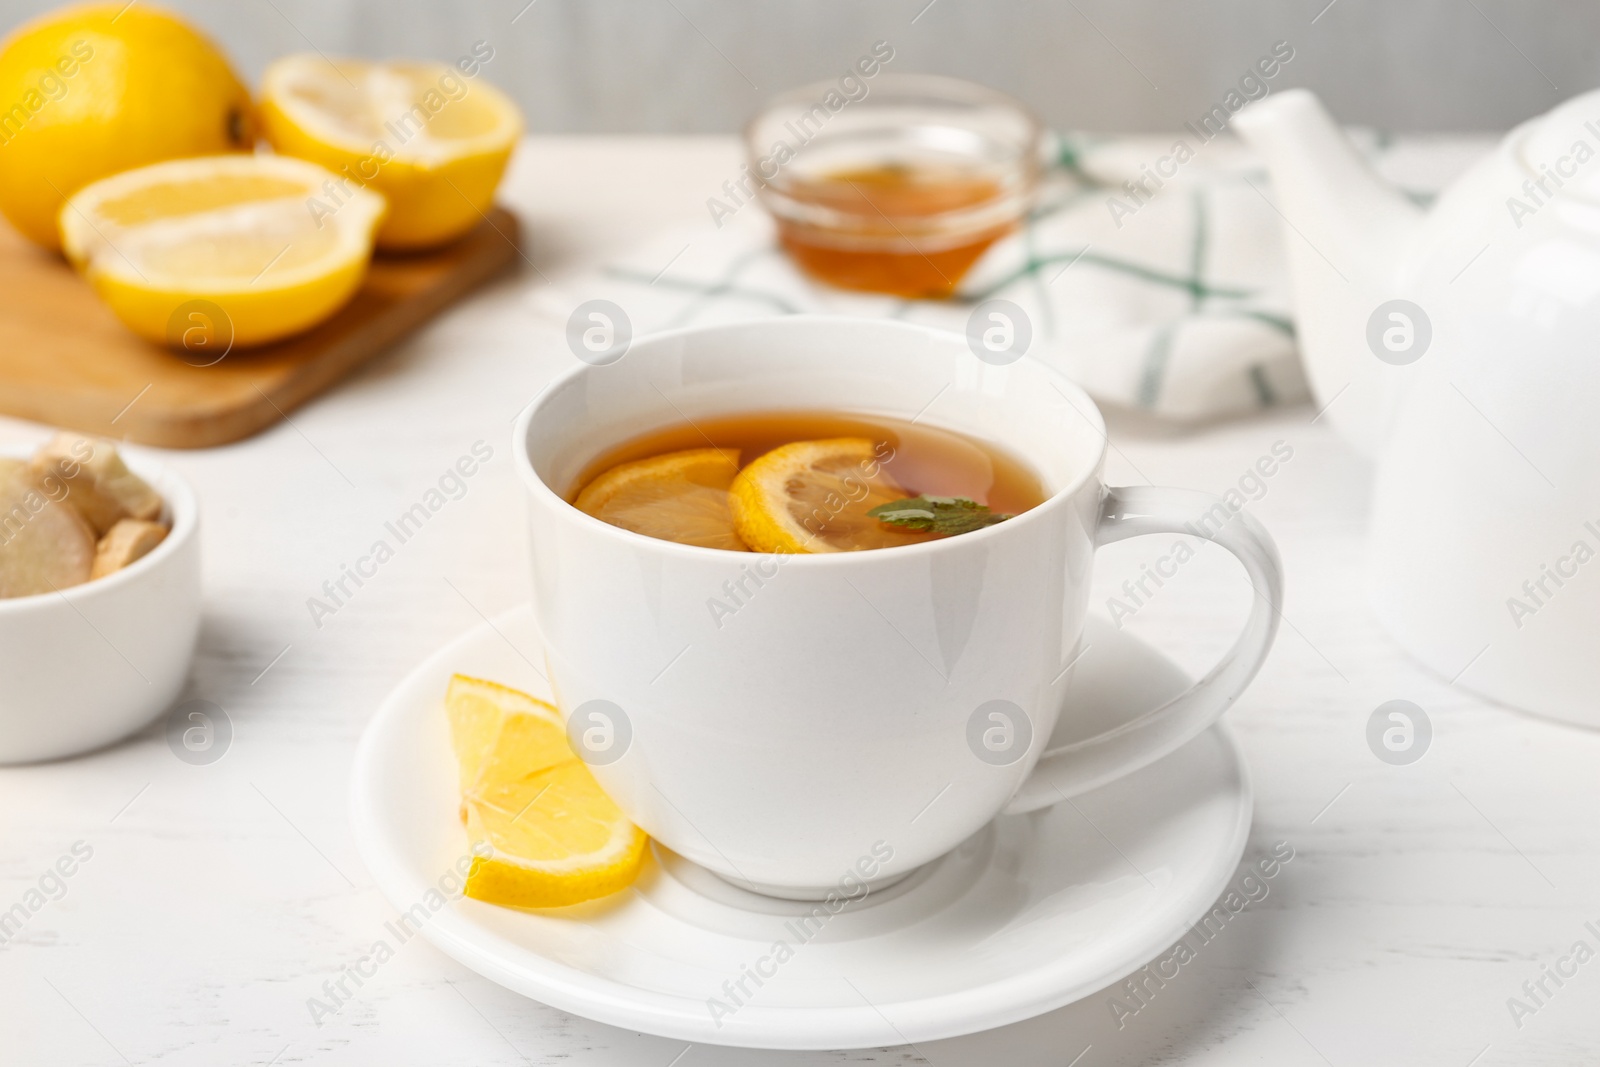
xmin=0 ymin=3 xmax=255 ymax=249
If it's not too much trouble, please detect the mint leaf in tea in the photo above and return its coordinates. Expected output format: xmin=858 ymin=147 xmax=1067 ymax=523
xmin=868 ymin=496 xmax=1013 ymax=537
xmin=570 ymin=411 xmax=1044 ymax=554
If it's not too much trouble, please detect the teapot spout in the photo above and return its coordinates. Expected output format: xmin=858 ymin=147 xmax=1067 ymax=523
xmin=1233 ymin=89 xmax=1423 ymax=456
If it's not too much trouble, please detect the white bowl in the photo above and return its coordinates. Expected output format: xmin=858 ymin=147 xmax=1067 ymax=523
xmin=0 ymin=445 xmax=201 ymax=763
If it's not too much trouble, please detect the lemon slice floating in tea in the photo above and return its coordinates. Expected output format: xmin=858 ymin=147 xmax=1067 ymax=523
xmin=59 ymin=154 xmax=384 ymax=347
xmin=729 ymin=437 xmax=933 ymax=553
xmin=574 ymin=448 xmax=745 ymax=551
xmin=261 ymin=53 xmax=522 ymax=250
xmin=446 ymin=674 xmax=647 ymax=909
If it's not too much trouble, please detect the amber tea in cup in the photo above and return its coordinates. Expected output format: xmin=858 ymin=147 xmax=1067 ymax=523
xmin=570 ymin=410 xmax=1046 ymax=553
xmin=745 ymin=75 xmax=1043 ymax=299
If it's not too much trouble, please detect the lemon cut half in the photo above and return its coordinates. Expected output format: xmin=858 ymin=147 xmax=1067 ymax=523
xmin=60 ymin=154 xmax=384 ymax=348
xmin=261 ymin=54 xmax=522 ymax=249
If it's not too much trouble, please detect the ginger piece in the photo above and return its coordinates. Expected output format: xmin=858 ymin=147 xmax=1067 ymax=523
xmin=31 ymin=432 xmax=162 ymax=535
xmin=0 ymin=460 xmax=95 ymax=598
xmin=91 ymin=518 xmax=169 ymax=579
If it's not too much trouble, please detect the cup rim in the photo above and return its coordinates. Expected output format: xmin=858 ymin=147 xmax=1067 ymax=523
xmin=0 ymin=441 xmax=198 ymax=613
xmin=513 ymin=315 xmax=1107 ymax=564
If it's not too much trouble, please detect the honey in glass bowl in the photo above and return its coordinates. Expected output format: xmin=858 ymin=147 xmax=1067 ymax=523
xmin=745 ymin=75 xmax=1043 ymax=298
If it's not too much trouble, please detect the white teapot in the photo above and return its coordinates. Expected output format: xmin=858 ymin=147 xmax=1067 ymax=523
xmin=1235 ymin=89 xmax=1600 ymax=727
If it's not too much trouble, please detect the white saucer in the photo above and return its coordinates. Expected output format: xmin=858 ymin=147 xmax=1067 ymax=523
xmin=350 ymin=608 xmax=1252 ymax=1050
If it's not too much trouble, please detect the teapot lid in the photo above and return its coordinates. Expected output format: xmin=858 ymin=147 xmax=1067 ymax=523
xmin=1515 ymin=89 xmax=1600 ymax=202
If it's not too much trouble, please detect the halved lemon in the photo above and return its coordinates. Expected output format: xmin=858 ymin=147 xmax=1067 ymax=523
xmin=59 ymin=154 xmax=384 ymax=348
xmin=729 ymin=437 xmax=933 ymax=553
xmin=261 ymin=54 xmax=522 ymax=250
xmin=446 ymin=674 xmax=647 ymax=909
xmin=574 ymin=448 xmax=746 ymax=551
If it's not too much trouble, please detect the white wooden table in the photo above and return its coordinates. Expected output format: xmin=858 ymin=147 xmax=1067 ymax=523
xmin=2 ymin=138 xmax=1596 ymax=1067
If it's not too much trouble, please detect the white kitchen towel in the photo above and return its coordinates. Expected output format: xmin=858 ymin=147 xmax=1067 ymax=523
xmin=547 ymin=131 xmax=1486 ymax=422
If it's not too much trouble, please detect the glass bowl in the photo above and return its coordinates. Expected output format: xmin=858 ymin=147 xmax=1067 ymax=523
xmin=744 ymin=74 xmax=1044 ymax=298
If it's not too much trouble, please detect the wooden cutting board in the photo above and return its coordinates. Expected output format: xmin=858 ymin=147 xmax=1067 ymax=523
xmin=0 ymin=208 xmax=521 ymax=449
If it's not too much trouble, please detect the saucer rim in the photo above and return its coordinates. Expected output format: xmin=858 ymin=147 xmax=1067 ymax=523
xmin=350 ymin=606 xmax=1253 ymax=1050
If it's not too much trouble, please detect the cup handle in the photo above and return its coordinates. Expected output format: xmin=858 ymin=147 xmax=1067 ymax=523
xmin=1003 ymin=486 xmax=1284 ymax=815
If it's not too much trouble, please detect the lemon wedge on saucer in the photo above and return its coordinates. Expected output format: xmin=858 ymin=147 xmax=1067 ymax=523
xmin=446 ymin=674 xmax=647 ymax=909
xmin=574 ymin=448 xmax=746 ymax=551
xmin=59 ymin=154 xmax=384 ymax=348
xmin=729 ymin=438 xmax=930 ymax=553
xmin=261 ymin=54 xmax=521 ymax=250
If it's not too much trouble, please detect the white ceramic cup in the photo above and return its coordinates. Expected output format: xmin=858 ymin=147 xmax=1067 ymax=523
xmin=0 ymin=447 xmax=201 ymax=764
xmin=514 ymin=316 xmax=1282 ymax=898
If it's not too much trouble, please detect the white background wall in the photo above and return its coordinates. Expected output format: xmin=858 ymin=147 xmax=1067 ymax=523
xmin=1 ymin=0 xmax=1595 ymax=133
